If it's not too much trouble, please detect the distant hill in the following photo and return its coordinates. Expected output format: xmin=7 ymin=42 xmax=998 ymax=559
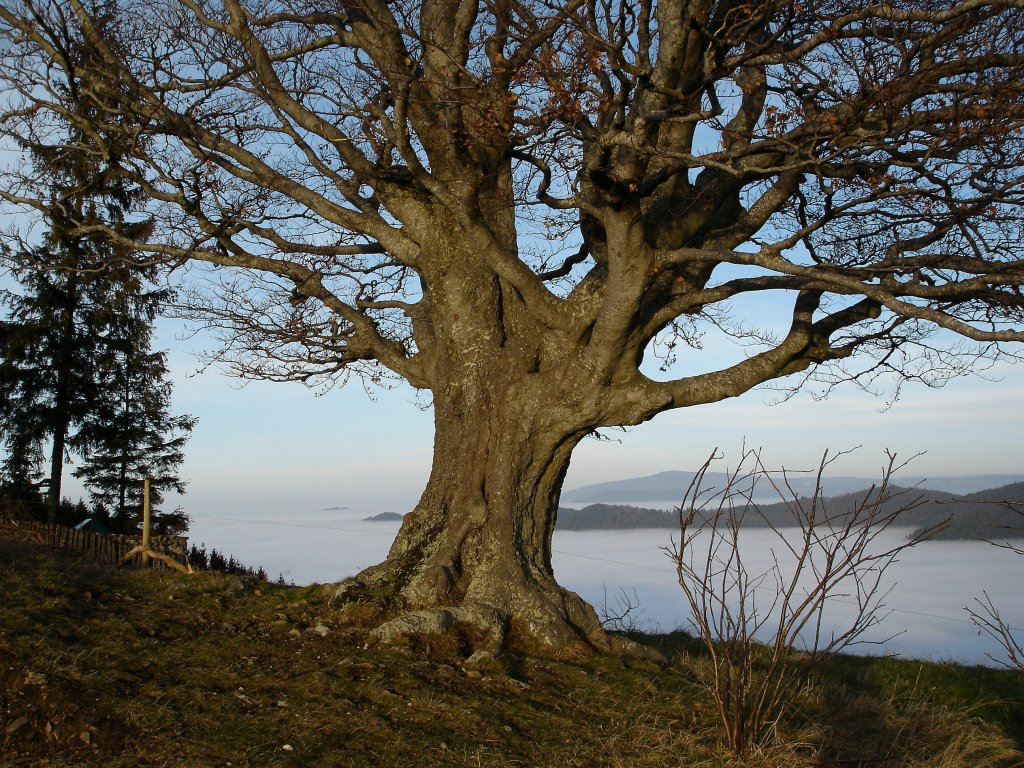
xmin=562 ymin=471 xmax=1024 ymax=504
xmin=363 ymin=511 xmax=404 ymax=522
xmin=556 ymin=483 xmax=1024 ymax=541
xmin=914 ymin=482 xmax=1024 ymax=541
xmin=557 ymin=504 xmax=676 ymax=530
xmin=555 ymin=487 xmax=943 ymax=532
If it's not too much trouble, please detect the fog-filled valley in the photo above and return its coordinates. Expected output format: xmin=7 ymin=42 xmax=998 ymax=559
xmin=186 ymin=503 xmax=1023 ymax=667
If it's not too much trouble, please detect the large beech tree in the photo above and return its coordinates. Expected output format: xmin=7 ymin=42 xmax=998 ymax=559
xmin=3 ymin=0 xmax=1024 ymax=648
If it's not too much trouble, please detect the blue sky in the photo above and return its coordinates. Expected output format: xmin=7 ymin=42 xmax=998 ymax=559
xmin=57 ymin=313 xmax=1022 ymax=518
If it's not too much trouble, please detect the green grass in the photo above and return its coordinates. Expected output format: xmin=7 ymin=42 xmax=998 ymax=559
xmin=1 ymin=525 xmax=1021 ymax=767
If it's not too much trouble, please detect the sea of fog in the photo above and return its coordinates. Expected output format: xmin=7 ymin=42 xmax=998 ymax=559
xmin=187 ymin=504 xmax=1024 ymax=667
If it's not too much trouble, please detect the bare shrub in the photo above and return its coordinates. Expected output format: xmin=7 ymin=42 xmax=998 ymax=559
xmin=968 ymin=592 xmax=1024 ymax=672
xmin=598 ymin=587 xmax=649 ymax=634
xmin=666 ymin=448 xmax=941 ymax=755
xmin=966 ymin=499 xmax=1024 ymax=672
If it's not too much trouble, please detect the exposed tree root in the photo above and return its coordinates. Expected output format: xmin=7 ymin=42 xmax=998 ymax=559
xmin=333 ymin=576 xmax=667 ymax=663
xmin=368 ymin=605 xmax=506 ymax=654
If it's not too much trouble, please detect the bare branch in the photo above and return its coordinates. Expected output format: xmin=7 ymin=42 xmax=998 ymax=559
xmin=666 ymin=447 xmax=940 ymax=754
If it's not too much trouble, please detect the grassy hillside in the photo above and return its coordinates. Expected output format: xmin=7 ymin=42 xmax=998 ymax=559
xmin=1 ymin=523 xmax=1022 ymax=767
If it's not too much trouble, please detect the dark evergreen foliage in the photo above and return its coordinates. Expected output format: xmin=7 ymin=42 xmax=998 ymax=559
xmin=72 ymin=283 xmax=196 ymax=535
xmin=187 ymin=542 xmax=280 ymax=584
xmin=1 ymin=243 xmax=194 ymax=534
xmin=0 ymin=12 xmax=193 ymax=532
xmin=0 ymin=78 xmax=145 ymax=519
xmin=0 ymin=249 xmax=103 ymax=521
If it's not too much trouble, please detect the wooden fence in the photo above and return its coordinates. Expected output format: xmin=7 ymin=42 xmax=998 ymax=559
xmin=20 ymin=521 xmax=189 ymax=572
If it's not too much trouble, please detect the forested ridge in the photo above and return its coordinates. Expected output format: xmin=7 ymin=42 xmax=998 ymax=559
xmin=558 ymin=483 xmax=1024 ymax=540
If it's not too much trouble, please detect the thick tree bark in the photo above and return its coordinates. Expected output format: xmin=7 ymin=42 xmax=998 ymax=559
xmin=332 ymin=211 xmax=664 ymax=651
xmin=347 ymin=374 xmax=609 ymax=649
xmin=352 ymin=385 xmax=606 ymax=651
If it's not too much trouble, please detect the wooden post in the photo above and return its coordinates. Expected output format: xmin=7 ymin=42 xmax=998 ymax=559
xmin=141 ymin=479 xmax=151 ymax=567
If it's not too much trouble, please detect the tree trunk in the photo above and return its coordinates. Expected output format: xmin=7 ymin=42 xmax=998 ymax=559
xmin=119 ymin=373 xmax=129 ymax=522
xmin=46 ymin=269 xmax=79 ymax=526
xmin=118 ymin=455 xmax=128 ymax=524
xmin=335 ymin=222 xmax=647 ymax=653
xmin=46 ymin=428 xmax=66 ymax=526
xmin=345 ymin=375 xmax=609 ymax=651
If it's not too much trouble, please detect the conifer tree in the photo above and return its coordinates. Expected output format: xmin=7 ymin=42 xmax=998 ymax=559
xmin=0 ymin=8 xmax=187 ymax=525
xmin=0 ymin=239 xmax=106 ymax=523
xmin=74 ymin=288 xmax=196 ymax=535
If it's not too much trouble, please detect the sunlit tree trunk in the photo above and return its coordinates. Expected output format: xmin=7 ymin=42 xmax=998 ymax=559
xmin=45 ymin=271 xmax=79 ymax=525
xmin=360 ymin=382 xmax=604 ymax=647
xmin=345 ymin=231 xmax=627 ymax=647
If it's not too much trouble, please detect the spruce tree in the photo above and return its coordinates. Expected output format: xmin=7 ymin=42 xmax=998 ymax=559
xmin=0 ymin=7 xmax=188 ymax=525
xmin=0 ymin=240 xmax=107 ymax=523
xmin=74 ymin=291 xmax=196 ymax=535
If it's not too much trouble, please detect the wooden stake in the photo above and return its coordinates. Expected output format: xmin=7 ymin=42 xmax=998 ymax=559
xmin=117 ymin=545 xmax=190 ymax=574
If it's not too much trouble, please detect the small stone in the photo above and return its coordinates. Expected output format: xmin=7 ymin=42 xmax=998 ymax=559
xmin=282 ymin=744 xmax=294 ymax=752
xmin=465 ymin=650 xmax=493 ymax=666
xmin=464 ymin=669 xmax=482 ymax=680
xmin=312 ymin=624 xmax=330 ymax=637
xmin=276 ymin=700 xmax=288 ymax=708
xmin=269 ymin=620 xmax=291 ymax=636
xmin=79 ymin=730 xmax=91 ymax=745
xmin=287 ymin=628 xmax=301 ymax=638
xmin=24 ymin=671 xmax=47 ymax=686
xmin=4 ymin=716 xmax=28 ymax=736
xmin=368 ymin=609 xmax=455 ymax=646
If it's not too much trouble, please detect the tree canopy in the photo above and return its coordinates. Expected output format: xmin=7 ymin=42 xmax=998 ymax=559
xmin=0 ymin=194 xmax=193 ymax=530
xmin=0 ymin=60 xmax=192 ymax=527
xmin=2 ymin=0 xmax=1023 ymax=647
xmin=0 ymin=239 xmax=104 ymax=520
